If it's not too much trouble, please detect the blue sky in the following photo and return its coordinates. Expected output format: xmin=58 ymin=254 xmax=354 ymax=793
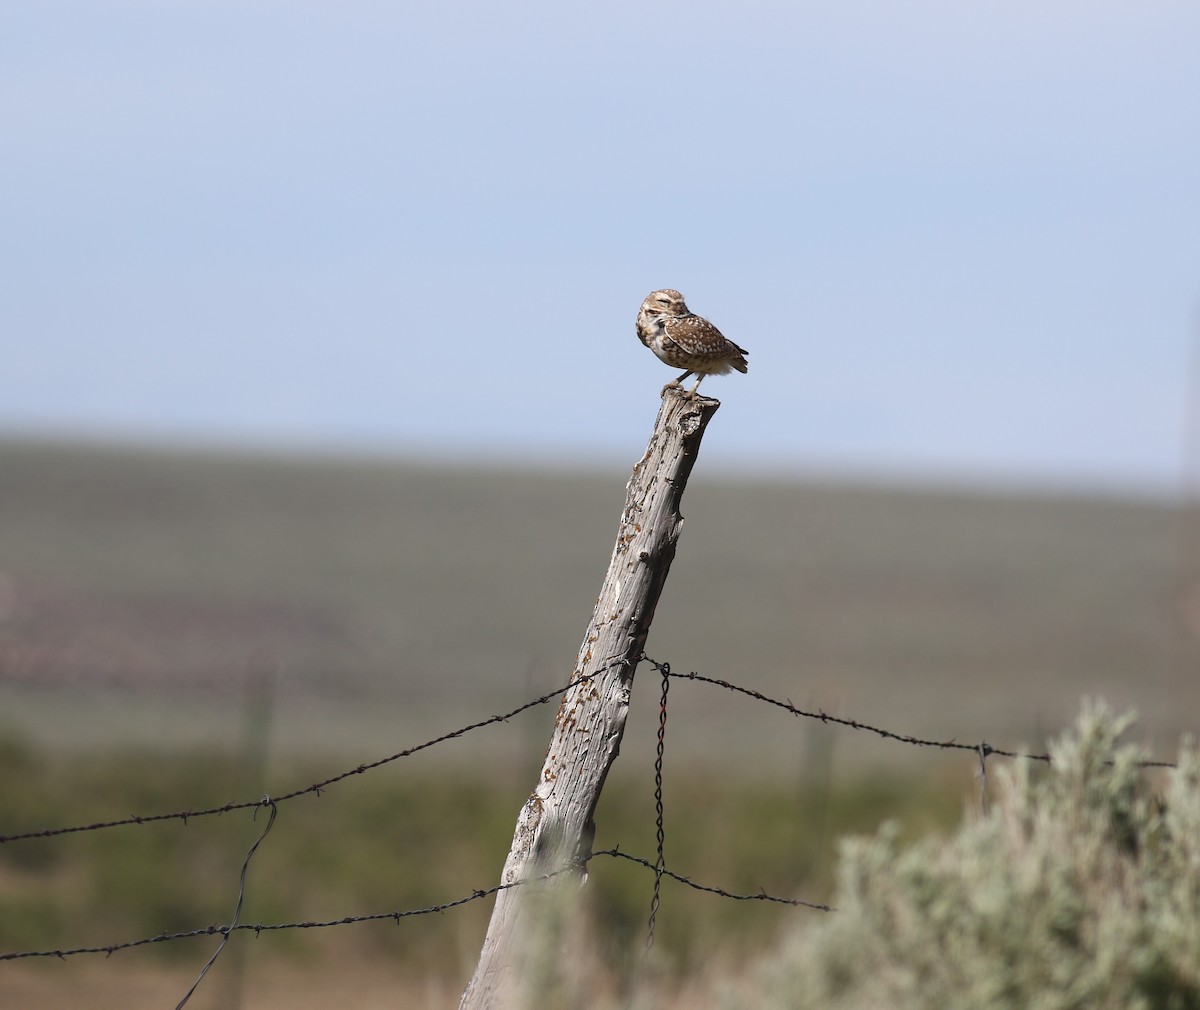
xmin=3 ymin=1 xmax=1198 ymax=494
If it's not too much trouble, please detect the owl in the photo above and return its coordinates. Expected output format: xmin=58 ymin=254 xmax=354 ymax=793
xmin=636 ymin=289 xmax=749 ymax=393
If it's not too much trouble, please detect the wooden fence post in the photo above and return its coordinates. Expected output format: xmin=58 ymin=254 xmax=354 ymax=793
xmin=458 ymin=385 xmax=722 ymax=1008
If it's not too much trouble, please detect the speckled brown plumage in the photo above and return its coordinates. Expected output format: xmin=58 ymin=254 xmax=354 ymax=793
xmin=636 ymin=288 xmax=749 ymax=393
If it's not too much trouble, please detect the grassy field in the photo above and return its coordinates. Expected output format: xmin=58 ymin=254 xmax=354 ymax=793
xmin=0 ymin=437 xmax=1194 ymax=1004
xmin=0 ymin=438 xmax=1190 ymax=759
xmin=0 ymin=743 xmax=964 ymax=1006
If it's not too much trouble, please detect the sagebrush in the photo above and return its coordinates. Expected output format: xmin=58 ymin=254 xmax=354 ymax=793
xmin=732 ymin=703 xmax=1200 ymax=1010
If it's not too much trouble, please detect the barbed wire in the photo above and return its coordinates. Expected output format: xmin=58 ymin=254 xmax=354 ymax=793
xmin=3 ymin=656 xmax=1176 ymax=847
xmin=1 ymin=651 xmax=1178 ymax=973
xmin=4 ymin=653 xmax=1178 ymax=851
xmin=0 ymin=869 xmax=565 ymax=962
xmin=0 ymin=886 xmax=513 ymax=962
xmin=600 ymin=848 xmax=833 ymax=912
xmin=0 ymin=670 xmax=600 ymax=844
xmin=641 ymin=655 xmax=1178 ymax=770
xmin=0 ymin=845 xmax=823 ymax=963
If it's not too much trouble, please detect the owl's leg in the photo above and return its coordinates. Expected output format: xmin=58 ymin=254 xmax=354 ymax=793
xmin=670 ymin=370 xmax=693 ymax=387
xmin=689 ymin=374 xmax=705 ymax=394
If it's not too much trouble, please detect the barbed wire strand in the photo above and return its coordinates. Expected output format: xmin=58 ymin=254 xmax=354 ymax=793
xmin=0 ymin=863 xmax=574 ymax=963
xmin=175 ymin=798 xmax=276 ymax=1010
xmin=642 ymin=656 xmax=1178 ymax=770
xmin=3 ymin=656 xmax=1178 ymax=850
xmin=0 ymin=671 xmax=600 ymax=845
xmin=0 ymin=886 xmax=512 ymax=962
xmin=602 ymin=848 xmax=833 ymax=912
xmin=0 ymin=845 xmax=824 ymax=963
xmin=645 ymin=662 xmax=670 ymax=950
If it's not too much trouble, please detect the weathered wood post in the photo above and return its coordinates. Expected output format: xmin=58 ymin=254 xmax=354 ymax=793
xmin=458 ymin=385 xmax=722 ymax=1009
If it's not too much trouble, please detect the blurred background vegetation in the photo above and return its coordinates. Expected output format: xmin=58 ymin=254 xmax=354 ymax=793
xmin=0 ymin=439 xmax=1194 ymax=1006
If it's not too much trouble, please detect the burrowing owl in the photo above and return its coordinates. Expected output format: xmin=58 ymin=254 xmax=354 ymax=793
xmin=636 ymin=289 xmax=749 ymax=394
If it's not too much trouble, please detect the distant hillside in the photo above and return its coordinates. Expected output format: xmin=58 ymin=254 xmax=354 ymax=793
xmin=0 ymin=438 xmax=1191 ymax=768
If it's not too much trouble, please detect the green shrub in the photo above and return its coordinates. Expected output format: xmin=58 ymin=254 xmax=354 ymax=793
xmin=733 ymin=702 xmax=1200 ymax=1010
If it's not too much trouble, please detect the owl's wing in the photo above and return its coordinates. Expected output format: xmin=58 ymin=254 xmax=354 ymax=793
xmin=665 ymin=315 xmax=733 ymax=357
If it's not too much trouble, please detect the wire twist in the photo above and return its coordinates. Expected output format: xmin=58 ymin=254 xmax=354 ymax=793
xmin=645 ymin=660 xmax=671 ymax=949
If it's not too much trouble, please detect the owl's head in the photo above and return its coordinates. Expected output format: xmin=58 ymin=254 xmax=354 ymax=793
xmin=640 ymin=288 xmax=688 ymax=318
